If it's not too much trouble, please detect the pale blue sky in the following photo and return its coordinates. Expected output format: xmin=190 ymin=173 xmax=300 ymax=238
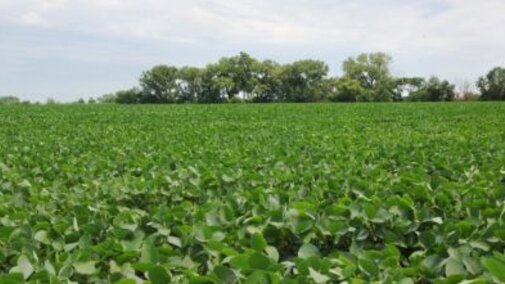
xmin=1 ymin=0 xmax=504 ymax=102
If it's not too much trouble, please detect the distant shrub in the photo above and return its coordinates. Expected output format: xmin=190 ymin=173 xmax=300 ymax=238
xmin=46 ymin=98 xmax=57 ymax=105
xmin=0 ymin=96 xmax=21 ymax=105
xmin=477 ymin=67 xmax=505 ymax=100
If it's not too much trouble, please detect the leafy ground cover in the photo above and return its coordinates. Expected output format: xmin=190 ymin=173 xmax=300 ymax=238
xmin=1 ymin=103 xmax=505 ymax=283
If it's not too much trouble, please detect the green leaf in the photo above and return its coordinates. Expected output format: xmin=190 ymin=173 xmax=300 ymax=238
xmin=141 ymin=239 xmax=159 ymax=263
xmin=230 ymin=254 xmax=250 ymax=270
xmin=10 ymin=255 xmax=34 ymax=280
xmin=148 ymin=265 xmax=171 ymax=284
xmin=189 ymin=276 xmax=220 ymax=284
xmin=265 ymin=246 xmax=279 ymax=262
xmin=18 ymin=179 xmax=32 ymax=188
xmin=445 ymin=258 xmax=465 ymax=276
xmin=222 ymin=174 xmax=235 ymax=183
xmin=398 ymin=278 xmax=415 ymax=284
xmin=0 ymin=273 xmax=24 ymax=284
xmin=44 ymin=260 xmax=56 ymax=275
xmin=244 ymin=271 xmax=278 ymax=284
xmin=358 ymin=257 xmax=379 ymax=277
xmin=251 ymin=232 xmax=267 ymax=251
xmin=462 ymin=256 xmax=481 ymax=275
xmin=58 ymin=263 xmax=74 ymax=278
xmin=249 ymin=253 xmax=270 ymax=270
xmin=167 ymin=236 xmax=182 ymax=248
xmin=421 ymin=255 xmax=443 ymax=275
xmin=34 ymin=230 xmax=51 ymax=245
xmin=214 ymin=265 xmax=236 ymax=283
xmin=73 ymin=261 xmax=97 ymax=275
xmin=482 ymin=255 xmax=505 ymax=282
xmin=114 ymin=279 xmax=137 ymax=284
xmin=298 ymin=243 xmax=319 ymax=259
xmin=309 ymin=268 xmax=330 ymax=283
xmin=469 ymin=241 xmax=490 ymax=252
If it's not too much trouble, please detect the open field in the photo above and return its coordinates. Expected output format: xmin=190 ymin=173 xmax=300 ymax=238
xmin=1 ymin=103 xmax=505 ymax=283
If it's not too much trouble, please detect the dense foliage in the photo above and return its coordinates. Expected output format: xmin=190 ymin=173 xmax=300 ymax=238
xmin=477 ymin=67 xmax=505 ymax=101
xmin=408 ymin=77 xmax=456 ymax=102
xmin=0 ymin=96 xmax=30 ymax=105
xmin=1 ymin=103 xmax=505 ymax=283
xmin=100 ymin=52 xmax=470 ymax=104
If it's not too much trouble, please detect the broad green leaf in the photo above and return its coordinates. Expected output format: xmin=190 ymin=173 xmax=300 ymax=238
xmin=73 ymin=261 xmax=97 ymax=275
xmin=462 ymin=256 xmax=481 ymax=275
xmin=469 ymin=241 xmax=490 ymax=252
xmin=358 ymin=257 xmax=378 ymax=277
xmin=445 ymin=258 xmax=465 ymax=276
xmin=249 ymin=253 xmax=270 ymax=270
xmin=482 ymin=255 xmax=505 ymax=282
xmin=0 ymin=273 xmax=24 ymax=284
xmin=244 ymin=271 xmax=278 ymax=284
xmin=114 ymin=279 xmax=137 ymax=284
xmin=141 ymin=239 xmax=159 ymax=263
xmin=309 ymin=268 xmax=330 ymax=283
xmin=18 ymin=180 xmax=32 ymax=188
xmin=148 ymin=265 xmax=171 ymax=284
xmin=265 ymin=246 xmax=279 ymax=262
xmin=251 ymin=232 xmax=267 ymax=251
xmin=298 ymin=243 xmax=319 ymax=259
xmin=230 ymin=254 xmax=250 ymax=270
xmin=34 ymin=230 xmax=51 ymax=245
xmin=214 ymin=265 xmax=236 ymax=283
xmin=189 ymin=276 xmax=221 ymax=284
xmin=10 ymin=255 xmax=34 ymax=280
xmin=167 ymin=236 xmax=182 ymax=248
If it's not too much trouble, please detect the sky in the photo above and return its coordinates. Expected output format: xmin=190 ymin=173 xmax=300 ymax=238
xmin=1 ymin=0 xmax=505 ymax=102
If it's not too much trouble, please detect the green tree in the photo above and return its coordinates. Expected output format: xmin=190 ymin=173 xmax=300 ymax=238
xmin=176 ymin=67 xmax=203 ymax=103
xmin=326 ymin=77 xmax=367 ymax=102
xmin=114 ymin=87 xmax=143 ymax=104
xmin=0 ymin=96 xmax=21 ymax=105
xmin=393 ymin=77 xmax=425 ymax=101
xmin=225 ymin=52 xmax=260 ymax=100
xmin=97 ymin=93 xmax=117 ymax=103
xmin=477 ymin=67 xmax=505 ymax=100
xmin=195 ymin=67 xmax=226 ymax=103
xmin=46 ymin=98 xmax=57 ymax=105
xmin=139 ymin=65 xmax=178 ymax=103
xmin=251 ymin=60 xmax=282 ymax=103
xmin=342 ymin=52 xmax=394 ymax=101
xmin=204 ymin=52 xmax=260 ymax=101
xmin=409 ymin=77 xmax=455 ymax=101
xmin=278 ymin=59 xmax=329 ymax=102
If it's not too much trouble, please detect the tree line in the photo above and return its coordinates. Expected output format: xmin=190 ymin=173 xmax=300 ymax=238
xmin=97 ymin=52 xmax=505 ymax=104
xmin=2 ymin=52 xmax=504 ymax=105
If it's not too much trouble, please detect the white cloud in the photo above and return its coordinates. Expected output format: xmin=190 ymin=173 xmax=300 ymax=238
xmin=2 ymin=0 xmax=505 ymax=51
xmin=18 ymin=11 xmax=48 ymax=26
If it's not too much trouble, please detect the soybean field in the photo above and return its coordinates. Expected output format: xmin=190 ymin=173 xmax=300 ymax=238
xmin=1 ymin=103 xmax=505 ymax=283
